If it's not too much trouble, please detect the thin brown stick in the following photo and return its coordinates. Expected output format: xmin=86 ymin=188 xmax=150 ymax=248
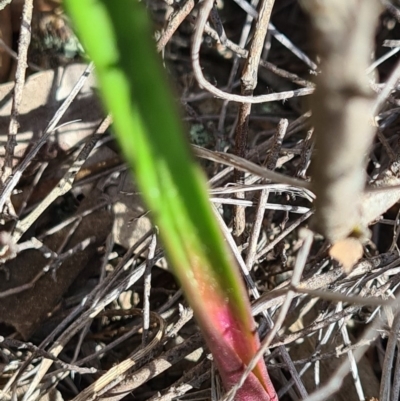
xmin=0 ymin=38 xmax=41 ymax=71
xmin=233 ymin=0 xmax=275 ymax=237
xmin=391 ymin=334 xmax=400 ymax=400
xmin=245 ymin=119 xmax=288 ymax=270
xmin=142 ymin=233 xmax=157 ymax=346
xmin=2 ymin=0 xmax=33 ymax=183
xmin=199 ymin=22 xmax=314 ymax=88
xmin=297 ymin=129 xmax=313 ymax=178
xmin=193 ymin=144 xmax=310 ymax=189
xmin=156 ymin=0 xmax=195 ymax=52
xmin=233 ymin=102 xmax=251 ymax=237
xmin=191 ymin=0 xmax=313 ymax=104
xmin=216 ymin=0 xmax=258 ymax=138
xmin=231 ymin=0 xmax=318 ymax=71
xmin=380 ymin=309 xmax=400 ymax=401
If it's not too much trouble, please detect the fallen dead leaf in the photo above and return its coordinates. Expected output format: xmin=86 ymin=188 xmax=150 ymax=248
xmin=0 ymin=63 xmax=102 ymax=168
xmin=0 ymin=206 xmax=112 ymax=339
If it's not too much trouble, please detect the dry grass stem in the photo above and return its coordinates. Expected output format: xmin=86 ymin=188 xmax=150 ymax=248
xmin=233 ymin=0 xmax=275 ymax=237
xmin=2 ymin=0 xmax=33 ymax=183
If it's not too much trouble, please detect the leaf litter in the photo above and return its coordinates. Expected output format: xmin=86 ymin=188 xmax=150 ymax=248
xmin=0 ymin=1 xmax=400 ymax=401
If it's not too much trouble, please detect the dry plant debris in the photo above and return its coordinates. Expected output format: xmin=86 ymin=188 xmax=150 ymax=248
xmin=1 ymin=0 xmax=400 ymax=400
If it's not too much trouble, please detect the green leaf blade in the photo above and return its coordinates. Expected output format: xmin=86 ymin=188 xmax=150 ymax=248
xmin=64 ymin=1 xmax=278 ymax=399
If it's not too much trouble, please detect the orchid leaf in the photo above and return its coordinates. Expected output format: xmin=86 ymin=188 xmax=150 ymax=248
xmin=64 ymin=1 xmax=278 ymax=399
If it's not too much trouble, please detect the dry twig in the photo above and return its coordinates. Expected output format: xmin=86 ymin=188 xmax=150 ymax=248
xmin=304 ymin=0 xmax=381 ymax=243
xmin=233 ymin=0 xmax=275 ymax=238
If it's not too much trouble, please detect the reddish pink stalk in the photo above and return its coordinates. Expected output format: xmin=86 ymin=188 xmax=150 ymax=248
xmin=207 ymin=304 xmax=278 ymax=400
xmin=185 ymin=266 xmax=279 ymax=401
